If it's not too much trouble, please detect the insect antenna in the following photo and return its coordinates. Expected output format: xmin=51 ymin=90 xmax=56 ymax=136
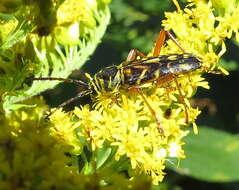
xmin=30 ymin=77 xmax=89 ymax=87
xmin=45 ymin=89 xmax=92 ymax=119
xmin=201 ymin=67 xmax=224 ymax=75
xmin=29 ymin=77 xmax=92 ymax=119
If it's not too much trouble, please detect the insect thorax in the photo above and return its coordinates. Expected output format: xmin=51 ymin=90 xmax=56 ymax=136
xmin=90 ymin=65 xmax=122 ymax=94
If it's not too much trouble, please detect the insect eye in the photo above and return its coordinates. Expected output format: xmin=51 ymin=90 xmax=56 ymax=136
xmin=97 ymin=66 xmax=118 ymax=80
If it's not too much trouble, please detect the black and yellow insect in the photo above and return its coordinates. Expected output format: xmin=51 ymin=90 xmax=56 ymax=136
xmin=31 ymin=30 xmax=202 ymax=134
xmin=92 ymin=53 xmax=201 ymax=91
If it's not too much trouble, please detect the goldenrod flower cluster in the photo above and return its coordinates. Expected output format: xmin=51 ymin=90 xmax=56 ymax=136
xmin=50 ymin=0 xmax=239 ymax=184
xmin=0 ymin=98 xmax=153 ymax=189
xmin=163 ymin=0 xmax=238 ymax=73
xmin=0 ymin=98 xmax=81 ymax=189
xmin=1 ymin=0 xmax=238 ymax=187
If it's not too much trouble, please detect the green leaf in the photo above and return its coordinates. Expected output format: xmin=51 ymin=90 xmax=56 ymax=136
xmin=96 ymin=147 xmax=112 ymax=169
xmin=171 ymin=127 xmax=239 ymax=182
xmin=219 ymin=58 xmax=239 ymax=71
xmin=0 ymin=13 xmax=16 ymax=21
xmin=3 ymin=103 xmax=36 ymax=111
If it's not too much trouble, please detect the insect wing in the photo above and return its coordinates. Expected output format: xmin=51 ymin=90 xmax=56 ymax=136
xmin=161 ymin=54 xmax=202 ymax=76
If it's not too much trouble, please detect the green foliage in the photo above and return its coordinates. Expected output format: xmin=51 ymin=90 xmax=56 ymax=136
xmin=219 ymin=59 xmax=239 ymax=71
xmin=0 ymin=0 xmax=110 ymax=112
xmin=107 ymin=0 xmax=174 ymax=58
xmin=170 ymin=127 xmax=239 ymax=182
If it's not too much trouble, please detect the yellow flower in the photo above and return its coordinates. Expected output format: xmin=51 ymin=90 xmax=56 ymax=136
xmin=66 ymin=85 xmax=199 ymax=184
xmin=57 ymin=0 xmax=96 ymax=27
xmin=0 ymin=98 xmax=83 ymax=189
xmin=0 ymin=97 xmax=155 ymax=189
xmin=49 ymin=108 xmax=82 ymax=154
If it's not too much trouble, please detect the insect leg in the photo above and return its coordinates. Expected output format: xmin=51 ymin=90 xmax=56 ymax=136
xmin=156 ymin=74 xmax=189 ymax=123
xmin=126 ymin=49 xmax=147 ymax=61
xmin=131 ymin=87 xmax=164 ymax=135
xmin=153 ymin=30 xmax=166 ymax=56
xmin=153 ymin=29 xmax=186 ymax=56
xmin=202 ymin=66 xmax=224 ymax=75
xmin=108 ymin=92 xmax=120 ymax=108
xmin=174 ymin=78 xmax=189 ymax=124
xmin=154 ymin=30 xmax=190 ymax=123
xmin=165 ymin=30 xmax=186 ymax=53
xmin=126 ymin=30 xmax=186 ymax=59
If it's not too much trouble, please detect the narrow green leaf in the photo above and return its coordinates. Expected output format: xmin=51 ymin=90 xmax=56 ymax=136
xmin=0 ymin=13 xmax=16 ymax=21
xmin=4 ymin=103 xmax=36 ymax=110
xmin=171 ymin=127 xmax=239 ymax=182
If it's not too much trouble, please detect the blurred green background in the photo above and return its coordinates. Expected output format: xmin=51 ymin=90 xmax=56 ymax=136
xmin=42 ymin=0 xmax=239 ymax=189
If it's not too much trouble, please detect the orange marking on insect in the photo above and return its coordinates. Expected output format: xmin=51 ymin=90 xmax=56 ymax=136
xmin=124 ymin=68 xmax=132 ymax=76
xmin=156 ymin=74 xmax=176 ymax=86
xmin=131 ymin=65 xmax=149 ymax=69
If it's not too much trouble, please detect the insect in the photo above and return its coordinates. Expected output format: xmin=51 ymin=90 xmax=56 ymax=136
xmin=31 ymin=30 xmax=202 ymax=135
